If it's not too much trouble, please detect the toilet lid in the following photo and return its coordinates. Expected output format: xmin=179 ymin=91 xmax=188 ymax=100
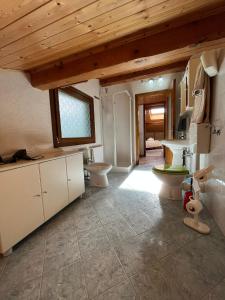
xmin=153 ymin=164 xmax=189 ymax=175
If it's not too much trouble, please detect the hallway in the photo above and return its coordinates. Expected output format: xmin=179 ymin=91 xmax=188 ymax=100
xmin=139 ymin=148 xmax=164 ymax=167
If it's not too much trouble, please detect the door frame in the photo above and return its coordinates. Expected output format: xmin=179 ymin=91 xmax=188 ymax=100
xmin=143 ymin=102 xmax=166 ymax=157
xmin=135 ymin=89 xmax=174 ymax=164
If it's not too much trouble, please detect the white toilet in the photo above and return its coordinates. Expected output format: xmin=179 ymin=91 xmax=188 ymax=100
xmin=84 ymin=146 xmax=112 ymax=187
xmin=152 ymin=140 xmax=190 ymax=200
xmin=152 ymin=164 xmax=189 ymax=200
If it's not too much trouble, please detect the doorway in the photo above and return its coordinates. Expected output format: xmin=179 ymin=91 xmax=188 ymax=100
xmin=141 ymin=104 xmax=165 ymax=165
xmin=135 ymin=88 xmax=175 ymax=166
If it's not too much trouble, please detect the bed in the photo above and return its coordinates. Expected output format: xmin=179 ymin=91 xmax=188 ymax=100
xmin=145 ymin=137 xmax=162 ymax=150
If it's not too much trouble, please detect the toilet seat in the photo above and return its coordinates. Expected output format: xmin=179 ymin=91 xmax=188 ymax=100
xmin=153 ymin=164 xmax=189 ymax=175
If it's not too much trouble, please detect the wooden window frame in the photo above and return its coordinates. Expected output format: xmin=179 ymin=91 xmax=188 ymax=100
xmin=49 ymin=86 xmax=95 ymax=147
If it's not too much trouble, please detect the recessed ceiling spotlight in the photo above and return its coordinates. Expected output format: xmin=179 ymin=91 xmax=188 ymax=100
xmin=158 ymin=76 xmax=163 ymax=83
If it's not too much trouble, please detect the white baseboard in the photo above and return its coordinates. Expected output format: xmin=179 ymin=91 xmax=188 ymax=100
xmin=111 ymin=164 xmax=134 ymax=173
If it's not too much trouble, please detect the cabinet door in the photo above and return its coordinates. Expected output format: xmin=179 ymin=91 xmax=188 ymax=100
xmin=66 ymin=153 xmax=85 ymax=203
xmin=0 ymin=165 xmax=44 ymax=253
xmin=40 ymin=158 xmax=68 ymax=221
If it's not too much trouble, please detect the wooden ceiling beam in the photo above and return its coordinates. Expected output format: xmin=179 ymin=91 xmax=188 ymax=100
xmin=100 ymin=60 xmax=188 ymax=86
xmin=2 ymin=0 xmax=225 ymax=70
xmin=30 ymin=11 xmax=225 ymax=90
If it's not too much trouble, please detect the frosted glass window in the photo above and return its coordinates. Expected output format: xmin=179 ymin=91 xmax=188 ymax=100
xmin=50 ymin=86 xmax=95 ymax=147
xmin=59 ymin=90 xmax=91 ymax=138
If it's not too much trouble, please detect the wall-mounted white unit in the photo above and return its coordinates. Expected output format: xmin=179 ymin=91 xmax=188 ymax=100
xmin=189 ymin=123 xmax=211 ymax=154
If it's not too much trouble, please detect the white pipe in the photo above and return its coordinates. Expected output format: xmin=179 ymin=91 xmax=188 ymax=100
xmin=112 ymin=90 xmax=132 ymax=167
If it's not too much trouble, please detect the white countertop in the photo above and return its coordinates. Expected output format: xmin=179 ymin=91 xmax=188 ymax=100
xmin=0 ymin=149 xmax=83 ymax=172
xmin=161 ymin=139 xmax=196 ymax=150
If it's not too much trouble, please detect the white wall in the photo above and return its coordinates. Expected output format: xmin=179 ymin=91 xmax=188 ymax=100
xmin=200 ymin=49 xmax=225 ymax=235
xmin=0 ymin=69 xmax=52 ymax=155
xmin=0 ymin=69 xmax=102 ymax=156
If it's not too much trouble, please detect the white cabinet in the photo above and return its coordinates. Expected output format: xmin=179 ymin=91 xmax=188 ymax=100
xmin=0 ymin=152 xmax=85 ymax=254
xmin=40 ymin=157 xmax=68 ymax=221
xmin=66 ymin=153 xmax=85 ymax=203
xmin=0 ymin=165 xmax=44 ymax=253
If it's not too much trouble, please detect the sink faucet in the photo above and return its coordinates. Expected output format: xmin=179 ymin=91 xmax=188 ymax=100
xmin=178 ymin=131 xmax=186 ymax=140
xmin=182 ymin=147 xmax=193 ymax=166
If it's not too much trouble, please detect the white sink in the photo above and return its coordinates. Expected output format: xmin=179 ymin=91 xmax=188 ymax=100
xmin=161 ymin=140 xmax=196 ymax=150
xmin=161 ymin=140 xmax=196 ymax=166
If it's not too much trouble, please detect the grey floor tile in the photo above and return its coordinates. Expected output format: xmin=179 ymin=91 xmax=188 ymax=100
xmin=146 ymin=201 xmax=186 ymax=225
xmin=72 ymin=201 xmax=102 ymax=232
xmin=142 ymin=219 xmax=200 ymax=247
xmin=113 ymin=234 xmax=169 ymax=276
xmin=207 ymin=279 xmax=225 ymax=300
xmin=0 ymin=256 xmax=8 ymax=278
xmin=40 ymin=260 xmax=88 ymax=300
xmin=70 ymin=199 xmax=96 ymax=218
xmin=183 ymin=235 xmax=225 ymax=287
xmin=77 ymin=225 xmax=111 ymax=257
xmin=44 ymin=226 xmax=80 ymax=273
xmin=2 ymin=235 xmax=45 ymax=284
xmin=44 ymin=209 xmax=74 ymax=238
xmin=104 ymin=217 xmax=137 ymax=243
xmin=130 ymin=269 xmax=189 ymax=300
xmin=94 ymin=201 xmax=124 ymax=225
xmin=75 ymin=213 xmax=102 ymax=232
xmin=122 ymin=210 xmax=154 ymax=234
xmin=95 ymin=280 xmax=137 ymax=300
xmin=159 ymin=247 xmax=213 ymax=300
xmin=81 ymin=247 xmax=126 ymax=298
xmin=0 ymin=276 xmax=41 ymax=300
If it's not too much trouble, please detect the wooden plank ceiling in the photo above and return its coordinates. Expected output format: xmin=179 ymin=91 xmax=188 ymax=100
xmin=1 ymin=0 xmax=225 ymax=89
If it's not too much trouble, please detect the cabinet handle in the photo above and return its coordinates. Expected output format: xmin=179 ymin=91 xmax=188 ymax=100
xmin=33 ymin=194 xmax=41 ymax=197
xmin=43 ymin=191 xmax=48 ymax=194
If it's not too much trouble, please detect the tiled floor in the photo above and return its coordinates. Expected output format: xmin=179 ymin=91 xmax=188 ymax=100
xmin=0 ymin=166 xmax=225 ymax=300
xmin=139 ymin=149 xmax=164 ymax=165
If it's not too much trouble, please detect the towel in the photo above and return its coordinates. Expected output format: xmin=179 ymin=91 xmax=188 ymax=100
xmin=191 ymin=63 xmax=210 ymax=124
